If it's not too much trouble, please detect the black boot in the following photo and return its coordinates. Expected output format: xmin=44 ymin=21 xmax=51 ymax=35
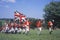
xmin=49 ymin=31 xmax=52 ymax=34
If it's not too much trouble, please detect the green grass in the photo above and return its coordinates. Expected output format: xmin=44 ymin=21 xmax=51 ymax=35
xmin=0 ymin=29 xmax=60 ymax=40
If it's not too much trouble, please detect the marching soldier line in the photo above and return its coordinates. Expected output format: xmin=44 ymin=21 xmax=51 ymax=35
xmin=0 ymin=19 xmax=53 ymax=35
xmin=0 ymin=11 xmax=54 ymax=35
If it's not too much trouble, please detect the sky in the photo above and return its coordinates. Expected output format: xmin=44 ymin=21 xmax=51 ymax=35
xmin=0 ymin=0 xmax=60 ymax=19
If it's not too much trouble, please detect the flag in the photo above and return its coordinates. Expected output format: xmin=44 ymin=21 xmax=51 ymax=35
xmin=14 ymin=11 xmax=26 ymax=22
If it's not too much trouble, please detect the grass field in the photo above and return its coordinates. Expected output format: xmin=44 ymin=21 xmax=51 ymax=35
xmin=0 ymin=29 xmax=60 ymax=40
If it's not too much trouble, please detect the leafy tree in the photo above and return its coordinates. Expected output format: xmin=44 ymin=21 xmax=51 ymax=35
xmin=44 ymin=1 xmax=60 ymax=28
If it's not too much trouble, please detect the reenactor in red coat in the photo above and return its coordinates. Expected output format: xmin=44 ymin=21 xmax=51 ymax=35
xmin=23 ymin=19 xmax=30 ymax=35
xmin=9 ymin=22 xmax=15 ymax=33
xmin=36 ymin=19 xmax=42 ymax=35
xmin=17 ymin=23 xmax=22 ymax=33
xmin=48 ymin=21 xmax=53 ymax=34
